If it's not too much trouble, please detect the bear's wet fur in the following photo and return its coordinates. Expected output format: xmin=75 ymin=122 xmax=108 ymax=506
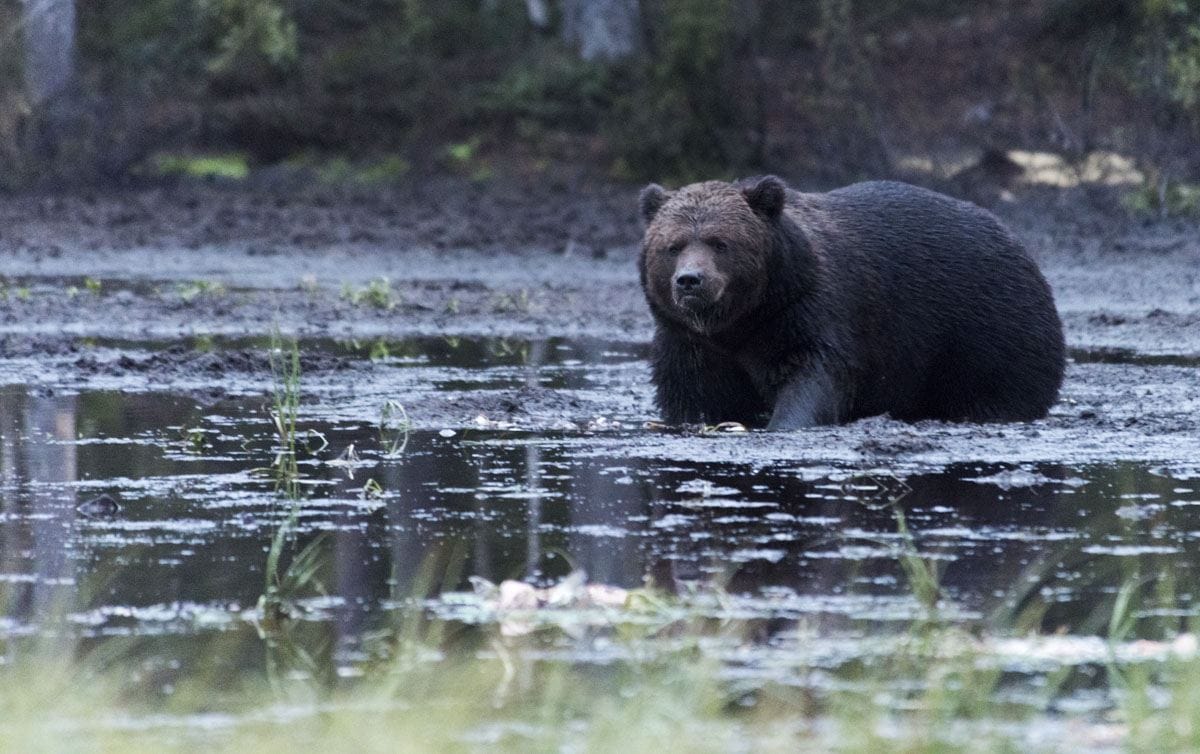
xmin=638 ymin=176 xmax=1065 ymax=429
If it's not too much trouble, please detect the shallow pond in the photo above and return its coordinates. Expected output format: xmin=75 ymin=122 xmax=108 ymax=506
xmin=1 ymin=335 xmax=1199 ymax=718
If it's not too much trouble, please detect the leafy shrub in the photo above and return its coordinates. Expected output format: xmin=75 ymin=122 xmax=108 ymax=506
xmin=1124 ymin=176 xmax=1200 ymax=217
xmin=471 ymin=48 xmax=612 ymax=129
xmin=201 ymin=0 xmax=299 ymax=92
xmin=1041 ymin=0 xmax=1200 ymax=172
xmin=607 ymin=0 xmax=762 ymax=182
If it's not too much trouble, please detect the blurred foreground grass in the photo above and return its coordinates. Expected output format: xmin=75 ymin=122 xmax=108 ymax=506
xmin=2 ymin=580 xmax=1199 ymax=753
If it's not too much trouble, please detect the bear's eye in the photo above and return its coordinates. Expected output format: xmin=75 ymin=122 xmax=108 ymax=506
xmin=666 ymin=242 xmax=685 ymax=255
xmin=707 ymin=238 xmax=728 ymax=252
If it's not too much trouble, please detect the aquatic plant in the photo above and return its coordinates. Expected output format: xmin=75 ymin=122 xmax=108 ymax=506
xmin=341 ymin=277 xmax=398 ymax=310
xmin=257 ymin=334 xmax=334 ymax=678
xmin=892 ymin=505 xmax=942 ymax=617
xmin=177 ymin=279 xmax=228 ymax=302
xmin=267 ymin=333 xmax=301 ymax=497
xmin=359 ymin=478 xmax=384 ymax=499
xmin=379 ymin=399 xmax=411 ymax=458
xmin=368 ymin=338 xmax=390 ymax=361
xmin=177 ymin=425 xmax=209 ymax=454
xmin=490 ymin=288 xmax=532 ymax=314
xmin=257 ymin=524 xmax=325 ymax=629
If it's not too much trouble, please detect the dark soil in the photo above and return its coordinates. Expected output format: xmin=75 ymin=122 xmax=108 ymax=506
xmin=0 ymin=173 xmax=640 ymax=258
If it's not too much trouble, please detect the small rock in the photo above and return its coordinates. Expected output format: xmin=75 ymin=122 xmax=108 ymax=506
xmin=77 ymin=494 xmax=121 ymax=518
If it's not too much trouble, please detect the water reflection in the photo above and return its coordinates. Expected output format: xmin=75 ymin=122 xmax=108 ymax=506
xmin=0 ymin=387 xmax=78 ymax=623
xmin=0 ymin=383 xmax=1197 ymax=654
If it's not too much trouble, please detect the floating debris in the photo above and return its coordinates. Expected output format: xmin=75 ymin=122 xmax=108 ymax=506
xmin=474 ymin=414 xmax=517 ymax=430
xmin=585 ymin=415 xmax=623 ymax=431
xmin=328 ymin=443 xmax=373 ymax=480
xmin=675 ymin=479 xmax=741 ymax=497
xmin=466 ymin=571 xmax=630 ymax=637
xmin=964 ymin=468 xmax=1087 ymax=490
xmin=707 ymin=421 xmax=748 ymax=434
xmin=76 ymin=493 xmax=121 ymax=518
xmin=1151 ymin=465 xmax=1200 ymax=481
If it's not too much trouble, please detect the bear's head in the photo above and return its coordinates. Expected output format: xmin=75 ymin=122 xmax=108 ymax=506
xmin=638 ymin=176 xmax=786 ymax=334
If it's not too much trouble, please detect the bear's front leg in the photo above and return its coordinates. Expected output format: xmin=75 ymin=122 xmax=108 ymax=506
xmin=766 ymin=364 xmax=842 ymax=430
xmin=651 ymin=329 xmax=766 ymax=425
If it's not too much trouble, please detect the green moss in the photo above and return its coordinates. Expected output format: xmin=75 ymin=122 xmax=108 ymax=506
xmin=304 ymin=153 xmax=411 ymax=185
xmin=445 ymin=138 xmax=480 ymax=166
xmin=153 ymin=152 xmax=250 ymax=180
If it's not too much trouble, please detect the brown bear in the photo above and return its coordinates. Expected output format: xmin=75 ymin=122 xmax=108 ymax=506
xmin=638 ymin=176 xmax=1065 ymax=429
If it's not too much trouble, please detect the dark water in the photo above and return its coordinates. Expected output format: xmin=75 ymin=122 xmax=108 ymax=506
xmin=1069 ymin=347 xmax=1200 ymax=368
xmin=0 ymin=337 xmax=1198 ymax=688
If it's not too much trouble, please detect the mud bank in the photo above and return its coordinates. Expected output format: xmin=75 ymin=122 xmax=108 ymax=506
xmin=0 ymin=181 xmax=1198 ymax=472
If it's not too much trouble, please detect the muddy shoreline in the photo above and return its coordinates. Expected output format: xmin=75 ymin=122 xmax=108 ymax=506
xmin=1 ymin=179 xmax=1198 ymax=471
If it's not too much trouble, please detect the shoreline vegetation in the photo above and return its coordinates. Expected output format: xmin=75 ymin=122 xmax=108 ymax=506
xmin=0 ymin=1 xmax=1198 ymax=213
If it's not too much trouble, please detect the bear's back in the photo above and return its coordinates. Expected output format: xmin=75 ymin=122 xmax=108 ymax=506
xmin=792 ymin=180 xmax=1041 ymax=304
xmin=802 ymin=180 xmax=1018 ymax=258
xmin=786 ymin=180 xmax=1064 ymax=422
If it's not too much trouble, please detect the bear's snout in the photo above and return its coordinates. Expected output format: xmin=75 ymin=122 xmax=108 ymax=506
xmin=671 ymin=266 xmax=724 ymax=311
xmin=673 ymin=270 xmax=704 ymax=293
xmin=670 ymin=247 xmax=725 ymax=311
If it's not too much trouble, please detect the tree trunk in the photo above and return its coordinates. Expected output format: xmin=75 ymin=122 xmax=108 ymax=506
xmin=561 ymin=0 xmax=639 ymax=61
xmin=526 ymin=0 xmax=549 ymax=29
xmin=21 ymin=0 xmax=76 ymax=105
xmin=0 ymin=1 xmax=30 ymax=186
xmin=2 ymin=0 xmax=77 ymax=186
xmin=482 ymin=0 xmax=549 ymax=29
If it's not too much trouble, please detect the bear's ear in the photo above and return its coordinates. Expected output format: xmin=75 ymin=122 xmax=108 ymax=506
xmin=639 ymin=184 xmax=669 ymax=225
xmin=742 ymin=175 xmax=786 ymax=220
